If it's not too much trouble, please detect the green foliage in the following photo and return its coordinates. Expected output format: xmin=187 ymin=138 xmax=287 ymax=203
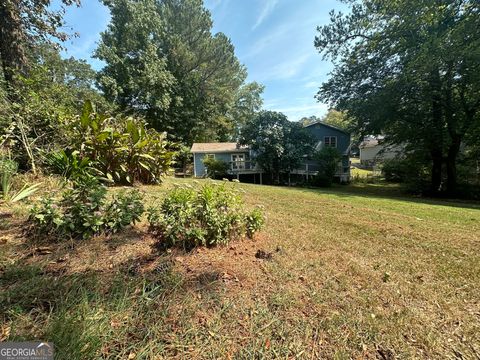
xmin=173 ymin=145 xmax=193 ymax=173
xmin=315 ymin=0 xmax=480 ymax=195
xmin=28 ymin=177 xmax=144 ymax=240
xmin=312 ymin=147 xmax=341 ymax=187
xmin=0 ymin=158 xmax=41 ymax=202
xmin=43 ymin=149 xmax=95 ymax=180
xmin=1 ymin=44 xmax=110 ymax=172
xmin=230 ymin=82 xmax=265 ymax=138
xmin=240 ymin=111 xmax=315 ymax=183
xmin=203 ymin=157 xmax=229 ymax=179
xmin=244 ymin=207 xmax=265 ymax=239
xmin=0 ymin=0 xmax=80 ymax=91
xmin=68 ymin=101 xmax=175 ymax=185
xmin=95 ymin=0 xmax=251 ymax=143
xmin=147 ymin=181 xmax=264 ymax=250
xmin=380 ymin=156 xmax=432 ymax=194
xmin=381 ymin=158 xmax=411 ymax=183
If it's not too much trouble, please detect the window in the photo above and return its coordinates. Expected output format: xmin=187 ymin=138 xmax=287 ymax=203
xmin=324 ymin=136 xmax=337 ymax=148
xmin=231 ymin=153 xmax=245 ymax=170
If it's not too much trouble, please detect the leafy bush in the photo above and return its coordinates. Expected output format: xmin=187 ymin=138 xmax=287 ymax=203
xmin=28 ymin=177 xmax=144 ymax=240
xmin=203 ymin=157 xmax=229 ymax=179
xmin=312 ymin=147 xmax=341 ymax=187
xmin=0 ymin=158 xmax=41 ymax=203
xmin=64 ymin=101 xmax=176 ymax=185
xmin=147 ymin=181 xmax=264 ymax=250
xmin=244 ymin=207 xmax=265 ymax=238
xmin=381 ymin=158 xmax=410 ymax=182
xmin=43 ymin=149 xmax=96 ymax=180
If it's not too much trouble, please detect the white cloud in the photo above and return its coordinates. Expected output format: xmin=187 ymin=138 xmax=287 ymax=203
xmin=304 ymin=81 xmax=319 ymax=89
xmin=265 ymin=102 xmax=329 ymax=121
xmin=252 ymin=0 xmax=278 ymax=30
xmin=258 ymin=53 xmax=311 ymax=81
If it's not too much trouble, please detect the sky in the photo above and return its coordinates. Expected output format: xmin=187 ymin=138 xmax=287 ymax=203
xmin=59 ymin=0 xmax=347 ymax=121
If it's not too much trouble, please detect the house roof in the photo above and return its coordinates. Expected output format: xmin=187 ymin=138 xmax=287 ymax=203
xmin=303 ymin=121 xmax=350 ymax=135
xmin=359 ymin=136 xmax=385 ymax=149
xmin=190 ymin=142 xmax=249 ymax=153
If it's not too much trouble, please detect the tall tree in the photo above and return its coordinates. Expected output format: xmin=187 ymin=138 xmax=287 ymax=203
xmin=96 ymin=0 xmax=248 ymax=143
xmin=321 ymin=109 xmax=350 ymax=131
xmin=315 ymin=0 xmax=480 ymax=194
xmin=298 ymin=115 xmax=321 ymax=127
xmin=229 ymin=81 xmax=264 ymax=139
xmin=1 ymin=44 xmax=107 ymax=171
xmin=240 ymin=111 xmax=314 ymax=183
xmin=0 ymin=0 xmax=79 ymax=92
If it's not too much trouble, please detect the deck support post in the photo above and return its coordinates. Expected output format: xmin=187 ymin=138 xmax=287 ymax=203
xmin=260 ymin=172 xmax=263 ymax=185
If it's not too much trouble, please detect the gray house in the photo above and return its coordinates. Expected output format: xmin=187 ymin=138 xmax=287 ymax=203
xmin=300 ymin=121 xmax=351 ymax=183
xmin=191 ymin=122 xmax=351 ymax=183
xmin=191 ymin=142 xmax=264 ymax=182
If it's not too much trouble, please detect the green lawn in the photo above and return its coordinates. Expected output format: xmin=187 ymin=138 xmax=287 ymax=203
xmin=1 ymin=178 xmax=479 ymax=359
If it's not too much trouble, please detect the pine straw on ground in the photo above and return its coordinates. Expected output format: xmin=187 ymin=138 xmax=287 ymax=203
xmin=1 ymin=178 xmax=480 ymax=359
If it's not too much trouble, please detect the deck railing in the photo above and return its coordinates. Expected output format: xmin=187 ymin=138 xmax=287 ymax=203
xmin=227 ymin=160 xmax=259 ymax=172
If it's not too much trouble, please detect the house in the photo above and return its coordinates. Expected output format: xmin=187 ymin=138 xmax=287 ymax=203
xmin=191 ymin=142 xmax=264 ymax=182
xmin=359 ymin=136 xmax=403 ymax=167
xmin=299 ymin=122 xmax=351 ymax=183
xmin=190 ymin=122 xmax=351 ymax=183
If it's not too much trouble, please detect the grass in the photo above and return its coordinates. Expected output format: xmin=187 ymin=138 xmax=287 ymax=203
xmin=351 ymin=167 xmax=374 ymax=178
xmin=1 ymin=177 xmax=480 ymax=359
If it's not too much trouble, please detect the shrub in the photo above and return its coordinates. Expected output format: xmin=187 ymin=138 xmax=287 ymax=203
xmin=63 ymin=101 xmax=176 ymax=185
xmin=28 ymin=177 xmax=144 ymax=240
xmin=381 ymin=158 xmax=410 ymax=182
xmin=147 ymin=181 xmax=264 ymax=250
xmin=0 ymin=158 xmax=41 ymax=203
xmin=244 ymin=207 xmax=265 ymax=238
xmin=43 ymin=149 xmax=96 ymax=180
xmin=312 ymin=147 xmax=341 ymax=187
xmin=203 ymin=157 xmax=229 ymax=179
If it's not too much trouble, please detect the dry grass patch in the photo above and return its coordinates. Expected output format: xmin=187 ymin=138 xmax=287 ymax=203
xmin=0 ymin=178 xmax=479 ymax=359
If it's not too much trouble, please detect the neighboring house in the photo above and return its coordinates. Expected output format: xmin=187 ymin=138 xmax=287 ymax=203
xmin=359 ymin=136 xmax=403 ymax=166
xmin=298 ymin=122 xmax=351 ymax=183
xmin=190 ymin=122 xmax=351 ymax=183
xmin=191 ymin=142 xmax=265 ymax=183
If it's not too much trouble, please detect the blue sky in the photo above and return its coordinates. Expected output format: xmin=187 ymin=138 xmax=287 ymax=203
xmin=59 ymin=0 xmax=346 ymax=121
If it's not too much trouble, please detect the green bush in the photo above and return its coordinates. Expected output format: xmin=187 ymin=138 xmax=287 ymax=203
xmin=43 ymin=149 xmax=96 ymax=180
xmin=381 ymin=158 xmax=410 ymax=182
xmin=203 ymin=157 xmax=229 ymax=179
xmin=63 ymin=101 xmax=176 ymax=185
xmin=28 ymin=177 xmax=144 ymax=240
xmin=312 ymin=147 xmax=341 ymax=187
xmin=147 ymin=181 xmax=264 ymax=250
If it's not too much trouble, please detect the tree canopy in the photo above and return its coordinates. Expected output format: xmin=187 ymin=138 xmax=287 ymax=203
xmin=240 ymin=111 xmax=314 ymax=183
xmin=316 ymin=0 xmax=480 ymax=194
xmin=0 ymin=0 xmax=79 ymax=91
xmin=96 ymin=0 xmax=259 ymax=144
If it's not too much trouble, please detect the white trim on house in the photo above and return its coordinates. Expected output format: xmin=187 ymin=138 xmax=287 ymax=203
xmin=193 ymin=152 xmax=197 ymax=177
xmin=231 ymin=153 xmax=246 ymax=170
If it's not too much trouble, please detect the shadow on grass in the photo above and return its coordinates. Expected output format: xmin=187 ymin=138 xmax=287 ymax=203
xmin=297 ymin=183 xmax=480 ymax=211
xmin=0 ymin=234 xmax=231 ymax=359
xmin=0 ymin=253 xmax=181 ymax=359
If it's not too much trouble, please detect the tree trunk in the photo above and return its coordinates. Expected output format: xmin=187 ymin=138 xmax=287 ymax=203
xmin=446 ymin=136 xmax=461 ymax=195
xmin=429 ymin=68 xmax=444 ymax=195
xmin=431 ymin=150 xmax=443 ymax=193
xmin=0 ymin=0 xmax=28 ymax=93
